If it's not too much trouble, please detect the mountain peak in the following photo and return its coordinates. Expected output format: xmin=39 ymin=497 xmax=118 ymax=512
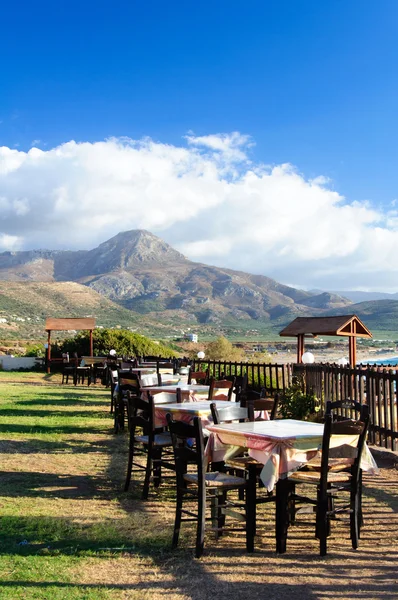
xmin=81 ymin=229 xmax=187 ymax=274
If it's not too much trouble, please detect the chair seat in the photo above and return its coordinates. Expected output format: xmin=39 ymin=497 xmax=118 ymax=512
xmin=135 ymin=433 xmax=172 ymax=446
xmin=305 ymin=457 xmax=354 ymax=472
xmin=184 ymin=471 xmax=246 ymax=488
xmin=225 ymin=456 xmax=263 ymax=470
xmin=289 ymin=470 xmax=351 ymax=484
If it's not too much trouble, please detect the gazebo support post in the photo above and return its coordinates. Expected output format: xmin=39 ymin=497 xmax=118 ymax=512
xmin=89 ymin=329 xmax=93 ymax=357
xmin=348 ymin=320 xmax=357 ymax=368
xmin=47 ymin=330 xmax=52 ymax=374
xmin=297 ymin=334 xmax=305 ymax=363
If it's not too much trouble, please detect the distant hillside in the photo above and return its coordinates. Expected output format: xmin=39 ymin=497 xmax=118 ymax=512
xmin=0 ymin=281 xmax=144 ymax=339
xmin=1 ymin=229 xmax=397 ymax=339
xmin=332 ymin=290 xmax=398 ymax=303
xmin=328 ymin=299 xmax=398 ymax=333
xmin=0 ymin=230 xmax=351 ymax=330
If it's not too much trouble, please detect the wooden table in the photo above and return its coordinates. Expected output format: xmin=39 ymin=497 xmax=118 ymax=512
xmin=145 ymin=384 xmax=209 ymax=395
xmin=154 ymin=400 xmax=230 ymax=429
xmin=206 ymin=419 xmax=379 ymax=552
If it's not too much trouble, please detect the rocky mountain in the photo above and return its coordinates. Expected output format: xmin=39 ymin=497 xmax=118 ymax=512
xmin=0 ymin=230 xmax=356 ymax=334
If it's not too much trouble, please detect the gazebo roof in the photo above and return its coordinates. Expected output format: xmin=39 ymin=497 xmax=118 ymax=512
xmin=279 ymin=315 xmax=372 ymax=339
xmin=45 ymin=317 xmax=96 ymax=331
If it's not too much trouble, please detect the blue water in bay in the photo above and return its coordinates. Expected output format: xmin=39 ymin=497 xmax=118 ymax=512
xmin=361 ymin=356 xmax=398 ymax=366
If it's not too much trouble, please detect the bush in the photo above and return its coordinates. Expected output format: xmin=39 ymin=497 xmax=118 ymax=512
xmin=24 ymin=343 xmax=45 ymax=358
xmin=58 ymin=329 xmax=176 ymax=358
xmin=205 ymin=337 xmax=244 ymax=361
xmin=279 ymin=375 xmax=320 ymax=421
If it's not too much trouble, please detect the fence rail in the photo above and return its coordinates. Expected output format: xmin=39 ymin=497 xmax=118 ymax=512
xmin=294 ymin=363 xmax=398 ymax=451
xmin=191 ymin=359 xmax=398 ymax=451
xmin=192 ymin=359 xmax=292 ymax=394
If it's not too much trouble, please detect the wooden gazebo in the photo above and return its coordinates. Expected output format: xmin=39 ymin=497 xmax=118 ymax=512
xmin=279 ymin=315 xmax=372 ymax=367
xmin=45 ymin=317 xmax=96 ymax=372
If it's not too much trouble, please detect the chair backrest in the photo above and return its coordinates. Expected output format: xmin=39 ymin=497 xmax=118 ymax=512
xmin=188 ymin=370 xmax=209 ymax=385
xmin=208 ymin=378 xmax=234 ymax=401
xmin=252 ymin=393 xmax=279 ymax=420
xmin=221 ymin=373 xmax=248 ymax=391
xmin=166 ymin=415 xmax=205 ymax=480
xmin=156 ymin=361 xmax=175 ymax=373
xmin=210 ymin=402 xmax=254 ymax=424
xmin=326 ymin=398 xmax=367 ymax=422
xmin=320 ymin=403 xmax=370 ymax=490
xmin=127 ymin=392 xmax=156 ymax=437
xmin=118 ymin=370 xmax=141 ymax=395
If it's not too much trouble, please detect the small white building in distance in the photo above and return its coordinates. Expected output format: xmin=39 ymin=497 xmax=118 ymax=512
xmin=186 ymin=333 xmax=198 ymax=343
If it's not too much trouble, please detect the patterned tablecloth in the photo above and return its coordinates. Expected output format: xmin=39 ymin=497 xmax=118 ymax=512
xmin=154 ymin=400 xmax=231 ymax=430
xmin=139 ymin=374 xmax=188 ymax=387
xmin=205 ymin=419 xmax=379 ymax=491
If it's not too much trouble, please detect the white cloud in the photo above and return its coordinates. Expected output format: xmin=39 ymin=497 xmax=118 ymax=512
xmin=0 ymin=134 xmax=397 ymax=290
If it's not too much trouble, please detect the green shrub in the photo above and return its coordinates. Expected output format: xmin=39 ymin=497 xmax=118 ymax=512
xmin=58 ymin=328 xmax=176 ymax=358
xmin=279 ymin=375 xmax=321 ymax=421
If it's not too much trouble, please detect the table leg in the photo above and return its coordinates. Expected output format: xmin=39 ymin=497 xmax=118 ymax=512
xmin=275 ymin=478 xmax=290 ymax=554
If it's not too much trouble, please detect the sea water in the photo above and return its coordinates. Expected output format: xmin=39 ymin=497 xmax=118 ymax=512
xmin=360 ymin=356 xmax=398 ymax=366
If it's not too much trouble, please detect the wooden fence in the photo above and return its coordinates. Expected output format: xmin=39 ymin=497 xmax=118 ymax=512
xmin=191 ymin=359 xmax=398 ymax=451
xmin=192 ymin=360 xmax=292 ymax=395
xmin=294 ymin=363 xmax=398 ymax=451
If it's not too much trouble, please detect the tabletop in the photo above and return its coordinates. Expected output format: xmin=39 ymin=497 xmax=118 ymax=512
xmin=144 ymin=384 xmax=209 ymax=394
xmin=154 ymin=400 xmax=229 ymax=428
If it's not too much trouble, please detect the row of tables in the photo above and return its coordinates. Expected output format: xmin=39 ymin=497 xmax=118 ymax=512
xmin=130 ymin=366 xmax=378 ymax=492
xmin=120 ymin=362 xmax=379 ymax=553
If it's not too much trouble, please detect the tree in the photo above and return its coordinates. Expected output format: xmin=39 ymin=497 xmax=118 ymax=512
xmin=205 ymin=336 xmax=244 ymax=361
xmin=58 ymin=329 xmax=176 ymax=358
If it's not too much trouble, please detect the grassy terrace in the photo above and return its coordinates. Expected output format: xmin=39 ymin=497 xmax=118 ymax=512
xmin=0 ymin=372 xmax=397 ymax=599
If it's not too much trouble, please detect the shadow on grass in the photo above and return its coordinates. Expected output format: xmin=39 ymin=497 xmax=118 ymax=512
xmin=0 ymin=438 xmax=122 ymax=454
xmin=0 ymin=408 xmax=110 ymax=419
xmin=0 ymin=471 xmax=109 ymax=499
xmin=0 ymin=424 xmax=106 ymax=435
xmin=17 ymin=399 xmax=109 ymax=407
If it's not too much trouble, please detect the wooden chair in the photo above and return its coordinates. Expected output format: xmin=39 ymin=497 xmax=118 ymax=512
xmin=187 ymin=370 xmax=209 ymax=385
xmin=208 ymin=378 xmax=234 ymax=401
xmin=211 ymin=401 xmax=275 ymax=531
xmin=61 ymin=365 xmax=75 ymax=385
xmin=114 ymin=371 xmax=140 ymax=433
xmin=304 ymin=398 xmax=368 ymax=529
xmin=166 ymin=414 xmax=256 ymax=557
xmin=210 ymin=402 xmax=254 ymax=425
xmin=221 ymin=373 xmax=248 ymax=403
xmin=277 ymin=403 xmax=370 ymax=555
xmin=109 ymin=368 xmax=119 ymax=414
xmin=245 ymin=389 xmax=279 ymax=420
xmin=124 ymin=393 xmax=173 ymax=499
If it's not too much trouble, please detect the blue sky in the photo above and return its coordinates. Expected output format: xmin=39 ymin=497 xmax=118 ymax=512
xmin=1 ymin=1 xmax=398 ymax=290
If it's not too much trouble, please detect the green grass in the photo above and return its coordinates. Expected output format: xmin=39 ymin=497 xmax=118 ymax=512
xmin=1 ymin=373 xmax=397 ymax=600
xmin=0 ymin=377 xmax=176 ymax=598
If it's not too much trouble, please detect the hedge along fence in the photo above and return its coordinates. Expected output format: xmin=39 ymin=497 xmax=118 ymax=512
xmin=294 ymin=363 xmax=398 ymax=451
xmin=192 ymin=360 xmax=293 ymax=395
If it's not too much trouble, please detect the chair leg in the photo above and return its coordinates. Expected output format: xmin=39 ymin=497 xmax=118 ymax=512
xmin=217 ymin=491 xmax=227 ymax=536
xmin=210 ymin=493 xmax=219 ymax=540
xmin=153 ymin=447 xmax=162 ymax=488
xmin=246 ymin=465 xmax=257 ymax=552
xmin=358 ymin=470 xmax=364 ymax=535
xmin=196 ymin=482 xmax=206 ymax=558
xmin=316 ymin=489 xmax=329 ymax=556
xmin=172 ymin=483 xmax=184 ymax=549
xmin=350 ymin=487 xmax=360 ymax=549
xmin=124 ymin=429 xmax=135 ymax=491
xmin=142 ymin=444 xmax=153 ymax=500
